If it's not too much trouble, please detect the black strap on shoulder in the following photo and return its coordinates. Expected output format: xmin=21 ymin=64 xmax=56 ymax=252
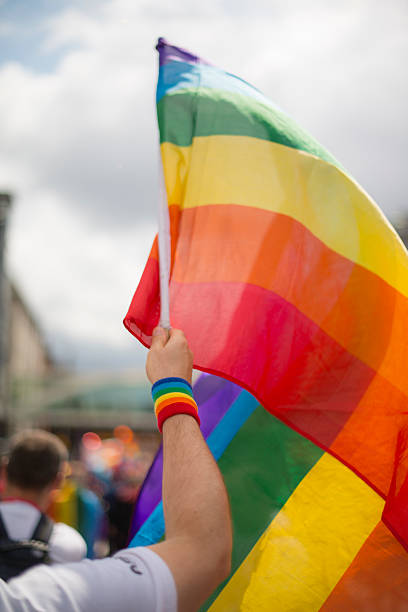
xmin=0 ymin=512 xmax=9 ymax=538
xmin=32 ymin=513 xmax=54 ymax=543
xmin=0 ymin=509 xmax=54 ymax=580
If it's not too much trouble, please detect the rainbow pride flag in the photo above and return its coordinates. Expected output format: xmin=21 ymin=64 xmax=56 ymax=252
xmin=124 ymin=39 xmax=408 ymax=605
xmin=129 ymin=374 xmax=408 ymax=609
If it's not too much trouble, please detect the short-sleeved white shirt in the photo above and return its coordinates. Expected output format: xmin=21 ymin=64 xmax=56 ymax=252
xmin=0 ymin=547 xmax=177 ymax=612
xmin=0 ymin=500 xmax=87 ymax=563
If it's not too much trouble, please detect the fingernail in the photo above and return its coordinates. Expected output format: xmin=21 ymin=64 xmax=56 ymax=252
xmin=153 ymin=326 xmax=165 ymax=336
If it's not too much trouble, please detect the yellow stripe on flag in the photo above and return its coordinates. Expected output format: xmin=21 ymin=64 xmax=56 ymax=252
xmin=162 ymin=137 xmax=408 ymax=298
xmin=209 ymin=453 xmax=384 ymax=611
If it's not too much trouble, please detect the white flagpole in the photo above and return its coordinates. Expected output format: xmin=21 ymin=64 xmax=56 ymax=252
xmin=157 ymin=147 xmax=171 ymax=329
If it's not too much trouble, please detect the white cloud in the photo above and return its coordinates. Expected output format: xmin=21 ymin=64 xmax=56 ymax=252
xmin=7 ymin=188 xmax=156 ymax=342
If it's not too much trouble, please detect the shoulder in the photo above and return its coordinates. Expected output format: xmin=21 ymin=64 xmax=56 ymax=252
xmin=49 ymin=522 xmax=87 ymax=563
xmin=0 ymin=501 xmax=40 ymax=540
xmin=0 ymin=501 xmax=38 ymax=518
xmin=114 ymin=547 xmax=176 ymax=608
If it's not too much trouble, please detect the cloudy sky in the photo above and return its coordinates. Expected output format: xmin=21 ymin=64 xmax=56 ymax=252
xmin=0 ymin=0 xmax=407 ymax=372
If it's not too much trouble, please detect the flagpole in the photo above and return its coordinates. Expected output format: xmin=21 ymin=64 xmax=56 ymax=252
xmin=157 ymin=147 xmax=171 ymax=329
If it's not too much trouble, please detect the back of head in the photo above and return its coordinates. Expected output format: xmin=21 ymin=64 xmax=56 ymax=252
xmin=5 ymin=429 xmax=68 ymax=492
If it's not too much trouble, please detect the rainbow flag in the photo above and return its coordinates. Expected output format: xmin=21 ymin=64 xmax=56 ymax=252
xmin=129 ymin=374 xmax=408 ymax=610
xmin=124 ymin=39 xmax=408 ymax=605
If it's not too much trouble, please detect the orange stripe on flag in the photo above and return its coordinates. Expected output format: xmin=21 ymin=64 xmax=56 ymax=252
xmin=319 ymin=521 xmax=408 ymax=610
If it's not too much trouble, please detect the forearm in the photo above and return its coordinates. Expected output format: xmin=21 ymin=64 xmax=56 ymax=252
xmin=162 ymin=414 xmax=231 ymax=555
xmin=150 ymin=413 xmax=232 ymax=611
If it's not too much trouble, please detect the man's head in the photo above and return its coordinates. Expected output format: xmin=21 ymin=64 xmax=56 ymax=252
xmin=4 ymin=429 xmax=68 ymax=495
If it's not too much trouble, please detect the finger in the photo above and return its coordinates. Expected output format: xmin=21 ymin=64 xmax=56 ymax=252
xmin=150 ymin=326 xmax=168 ymax=350
xmin=168 ymin=328 xmax=187 ymax=345
xmin=169 ymin=328 xmax=185 ymax=338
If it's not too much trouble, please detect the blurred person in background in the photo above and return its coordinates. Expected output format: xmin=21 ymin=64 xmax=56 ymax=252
xmin=69 ymin=460 xmax=105 ymax=559
xmin=0 ymin=429 xmax=87 ymax=580
xmin=105 ymin=460 xmax=139 ymax=554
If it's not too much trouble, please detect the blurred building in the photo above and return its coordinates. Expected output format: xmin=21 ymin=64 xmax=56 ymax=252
xmin=33 ymin=377 xmax=157 ymax=455
xmin=0 ymin=192 xmax=57 ymax=434
xmin=8 ymin=284 xmax=55 ymax=380
xmin=0 ymin=193 xmax=11 ymax=432
xmin=6 ymin=281 xmax=57 ymax=433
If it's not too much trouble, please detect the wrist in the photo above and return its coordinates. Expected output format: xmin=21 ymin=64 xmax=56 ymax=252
xmin=152 ymin=377 xmax=200 ymax=432
xmin=162 ymin=413 xmax=201 ymax=433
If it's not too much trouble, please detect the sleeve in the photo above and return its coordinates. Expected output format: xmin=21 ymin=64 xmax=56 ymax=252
xmin=49 ymin=523 xmax=87 ymax=563
xmin=3 ymin=547 xmax=177 ymax=612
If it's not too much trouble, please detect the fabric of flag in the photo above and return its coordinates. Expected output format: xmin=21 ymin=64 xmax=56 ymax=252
xmin=129 ymin=374 xmax=408 ymax=610
xmin=124 ymin=38 xmax=408 ymax=567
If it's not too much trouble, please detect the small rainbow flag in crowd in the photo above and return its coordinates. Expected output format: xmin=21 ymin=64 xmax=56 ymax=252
xmin=125 ymin=39 xmax=408 ymax=609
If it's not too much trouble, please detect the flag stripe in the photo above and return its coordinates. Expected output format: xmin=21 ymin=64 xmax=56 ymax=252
xmin=330 ymin=372 xmax=404 ymax=496
xmin=158 ymin=88 xmax=339 ymax=167
xmin=209 ymin=453 xmax=383 ymax=612
xmin=319 ymin=521 xmax=408 ymax=610
xmin=157 ymin=61 xmax=281 ymax=108
xmin=161 ymin=137 xmax=408 ymax=298
xmin=157 ymin=40 xmax=209 ymax=68
xmin=171 ymin=203 xmax=408 ymax=397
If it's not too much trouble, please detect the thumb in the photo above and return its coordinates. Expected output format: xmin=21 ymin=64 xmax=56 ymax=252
xmin=150 ymin=326 xmax=168 ymax=350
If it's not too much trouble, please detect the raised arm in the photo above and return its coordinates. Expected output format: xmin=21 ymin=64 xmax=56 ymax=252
xmin=146 ymin=327 xmax=232 ymax=612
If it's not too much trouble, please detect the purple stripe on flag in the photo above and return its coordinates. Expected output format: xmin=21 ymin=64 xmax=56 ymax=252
xmin=129 ymin=375 xmax=241 ymax=536
xmin=198 ymin=376 xmax=242 ymax=439
xmin=156 ymin=37 xmax=211 ymax=66
xmin=131 ymin=445 xmax=163 ymax=534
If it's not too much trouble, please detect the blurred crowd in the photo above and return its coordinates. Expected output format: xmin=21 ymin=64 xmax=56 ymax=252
xmin=0 ymin=426 xmax=160 ymax=560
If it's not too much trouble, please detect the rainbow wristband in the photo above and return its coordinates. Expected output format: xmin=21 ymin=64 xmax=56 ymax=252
xmin=152 ymin=377 xmax=200 ymax=433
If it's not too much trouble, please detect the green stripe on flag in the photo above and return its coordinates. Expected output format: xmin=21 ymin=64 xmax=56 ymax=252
xmin=158 ymin=89 xmax=341 ymax=168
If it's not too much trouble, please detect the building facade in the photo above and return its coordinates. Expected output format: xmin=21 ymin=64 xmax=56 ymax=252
xmin=0 ymin=193 xmax=56 ymax=434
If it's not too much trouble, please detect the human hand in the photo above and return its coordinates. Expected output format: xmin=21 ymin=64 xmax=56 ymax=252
xmin=146 ymin=327 xmax=193 ymax=384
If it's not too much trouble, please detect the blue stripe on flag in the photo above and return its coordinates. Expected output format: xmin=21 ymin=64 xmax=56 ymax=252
xmin=156 ymin=60 xmax=278 ymax=109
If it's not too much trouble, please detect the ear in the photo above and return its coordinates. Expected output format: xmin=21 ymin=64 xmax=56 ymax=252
xmin=51 ymin=466 xmax=66 ymax=491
